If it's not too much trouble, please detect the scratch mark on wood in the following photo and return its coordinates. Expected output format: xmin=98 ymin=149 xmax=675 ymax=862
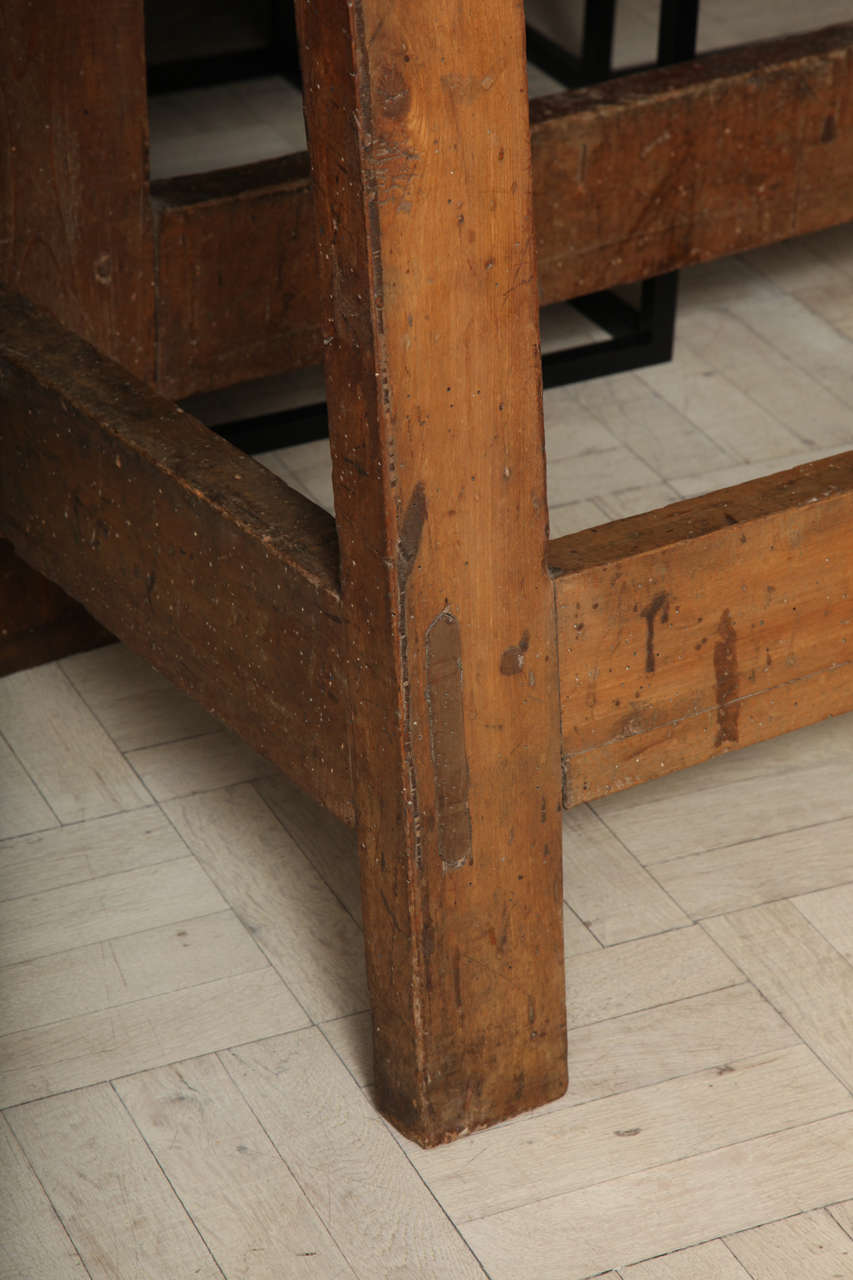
xmin=640 ymin=592 xmax=669 ymax=674
xmin=714 ymin=607 xmax=740 ymax=745
xmin=425 ymin=610 xmax=473 ymax=871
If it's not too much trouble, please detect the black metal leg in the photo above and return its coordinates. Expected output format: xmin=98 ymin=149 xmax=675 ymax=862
xmin=657 ymin=0 xmax=700 ymax=66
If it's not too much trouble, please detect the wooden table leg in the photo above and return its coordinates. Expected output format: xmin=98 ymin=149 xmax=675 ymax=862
xmin=297 ymin=0 xmax=567 ymax=1144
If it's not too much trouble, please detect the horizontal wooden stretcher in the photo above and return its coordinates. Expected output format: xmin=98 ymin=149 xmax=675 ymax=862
xmin=2 ymin=6 xmax=853 ymax=1145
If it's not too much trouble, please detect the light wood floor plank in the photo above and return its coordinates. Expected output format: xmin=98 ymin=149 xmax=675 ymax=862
xmin=829 ymin=1200 xmax=853 ymax=1237
xmin=0 ymin=732 xmax=57 ymax=841
xmin=320 ymin=1011 xmax=373 ymax=1088
xmin=7 ymin=1084 xmax=222 ymax=1279
xmin=0 ymin=857 xmax=226 ymax=967
xmin=564 ymin=927 xmax=741 ymax=1029
xmin=0 ymin=1116 xmax=88 ymax=1279
xmin=704 ymin=901 xmax=853 ymax=1091
xmin=462 ymin=1114 xmax=853 ymax=1280
xmin=726 ymin=1208 xmax=853 ymax=1279
xmin=0 ymin=966 xmax=307 ymax=1108
xmin=0 ymin=909 xmax=266 ymax=1036
xmin=562 ymin=806 xmax=689 ymax=946
xmin=0 ymin=806 xmax=187 ymax=902
xmin=562 ymin=901 xmax=603 ymax=957
xmin=588 ymin=714 xmax=853 ymax=818
xmin=167 ymin=785 xmax=369 ymax=1021
xmin=255 ymin=773 xmax=362 ymax=925
xmin=408 ymin=1046 xmax=851 ymax=1223
xmin=594 ymin=763 xmax=853 ymax=865
xmin=650 ymin=817 xmax=853 ymax=919
xmin=621 ymin=1240 xmax=750 ymax=1279
xmin=222 ymin=1028 xmax=489 ymax=1280
xmin=0 ymin=665 xmax=151 ymax=822
xmin=62 ymin=642 xmax=218 ymax=751
xmin=794 ymin=881 xmax=853 ymax=963
xmin=116 ymin=1054 xmax=357 ymax=1279
xmin=127 ymin=728 xmax=277 ymax=800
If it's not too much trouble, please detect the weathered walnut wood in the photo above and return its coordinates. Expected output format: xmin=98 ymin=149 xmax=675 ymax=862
xmin=532 ymin=21 xmax=853 ymax=302
xmin=0 ymin=0 xmax=158 ymax=669
xmin=297 ymin=0 xmax=567 ymax=1144
xmin=0 ymin=290 xmax=353 ymax=823
xmin=0 ymin=541 xmax=113 ymax=677
xmin=152 ymin=23 xmax=853 ymax=399
xmin=549 ymin=453 xmax=853 ymax=805
xmin=0 ymin=0 xmax=155 ymax=380
xmin=152 ymin=157 xmax=321 ymax=400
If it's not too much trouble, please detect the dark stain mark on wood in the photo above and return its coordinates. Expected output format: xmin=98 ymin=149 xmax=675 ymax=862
xmin=714 ymin=608 xmax=740 ymax=746
xmin=500 ymin=629 xmax=530 ymax=675
xmin=425 ymin=610 xmax=473 ymax=871
xmin=397 ymin=482 xmax=427 ymax=591
xmin=377 ymin=65 xmax=411 ymax=119
xmin=640 ymin=592 xmax=669 ymax=674
xmin=615 ymin=1128 xmax=641 ymax=1137
xmin=822 ymin=113 xmax=837 ymax=142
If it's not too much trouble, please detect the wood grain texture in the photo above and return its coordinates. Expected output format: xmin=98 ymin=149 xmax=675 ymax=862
xmin=0 ymin=289 xmax=353 ymax=822
xmin=726 ymin=1208 xmax=853 ymax=1280
xmin=0 ymin=966 xmax=307 ymax=1108
xmin=256 ymin=772 xmax=362 ymax=925
xmin=222 ymin=1029 xmax=490 ymax=1278
xmin=409 ymin=1046 xmax=851 ymax=1223
xmin=550 ymin=451 xmax=853 ymax=805
xmin=0 ymin=0 xmax=155 ymax=379
xmin=622 ymin=1241 xmax=751 ymax=1280
xmin=795 ymin=881 xmax=853 ymax=962
xmin=0 ymin=807 xmax=186 ymax=902
xmin=561 ymin=805 xmax=689 ymax=944
xmin=0 ymin=1116 xmax=88 ymax=1279
xmin=461 ymin=1113 xmax=853 ymax=1280
xmin=0 ymin=910 xmax=266 ymax=1037
xmin=126 ymin=728 xmax=278 ymax=801
xmin=61 ymin=642 xmax=218 ymax=752
xmin=0 ymin=858 xmax=226 ymax=968
xmin=563 ymin=927 xmax=741 ymax=1029
xmin=152 ymin=155 xmax=322 ymax=399
xmin=116 ymin=1055 xmax=356 ymax=1280
xmin=166 ymin=785 xmax=369 ymax=1021
xmin=7 ymin=1085 xmax=222 ymax=1279
xmin=326 ymin=983 xmax=799 ymax=1103
xmin=296 ymin=0 xmax=566 ymax=1143
xmin=532 ymin=22 xmax=853 ymax=303
xmin=0 ymin=665 xmax=151 ymax=823
xmin=0 ymin=732 xmax=57 ymax=841
xmin=704 ymin=901 xmax=853 ymax=1091
xmin=647 ymin=813 xmax=853 ymax=919
xmin=151 ymin=24 xmax=853 ymax=399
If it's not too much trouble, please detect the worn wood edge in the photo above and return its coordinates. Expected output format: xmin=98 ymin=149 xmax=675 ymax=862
xmin=530 ymin=21 xmax=853 ymax=126
xmin=548 ymin=451 xmax=853 ymax=578
xmin=151 ymin=22 xmax=853 ymax=398
xmin=0 ymin=288 xmax=353 ymax=821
